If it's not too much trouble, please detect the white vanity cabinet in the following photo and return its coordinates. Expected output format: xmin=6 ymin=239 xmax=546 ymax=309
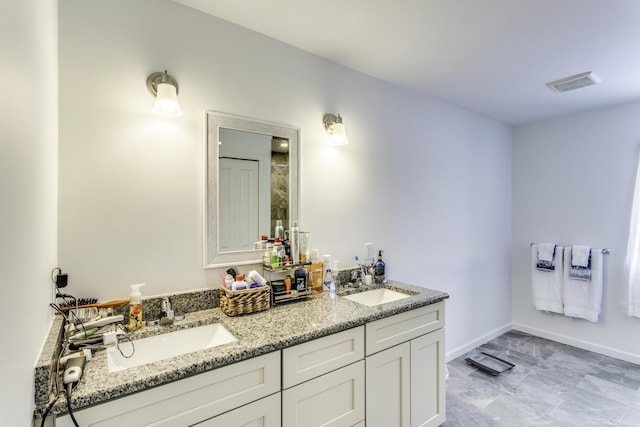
xmin=281 ymin=326 xmax=365 ymax=427
xmin=54 ymin=351 xmax=280 ymax=427
xmin=50 ymin=300 xmax=446 ymax=427
xmin=365 ymin=302 xmax=446 ymax=427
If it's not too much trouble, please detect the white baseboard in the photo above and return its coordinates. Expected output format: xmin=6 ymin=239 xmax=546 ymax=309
xmin=512 ymin=322 xmax=640 ymax=365
xmin=446 ymin=322 xmax=512 ymax=362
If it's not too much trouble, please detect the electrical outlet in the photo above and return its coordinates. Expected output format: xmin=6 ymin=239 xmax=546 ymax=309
xmin=63 ymin=355 xmax=86 ymax=385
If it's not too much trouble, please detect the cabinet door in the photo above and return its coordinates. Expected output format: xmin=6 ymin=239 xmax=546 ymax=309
xmin=365 ymin=342 xmax=410 ymax=427
xmin=282 ymin=361 xmax=365 ymax=427
xmin=193 ymin=392 xmax=281 ymax=427
xmin=411 ymin=329 xmax=446 ymax=427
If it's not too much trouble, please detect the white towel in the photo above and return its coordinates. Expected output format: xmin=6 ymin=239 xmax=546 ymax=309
xmin=571 ymin=245 xmax=591 ymax=267
xmin=538 ymin=243 xmax=556 ymax=262
xmin=563 ymin=246 xmax=604 ymax=323
xmin=531 ymin=244 xmax=564 ymax=314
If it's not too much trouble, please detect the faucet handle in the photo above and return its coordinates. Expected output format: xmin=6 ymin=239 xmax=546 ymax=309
xmin=159 ymin=297 xmax=175 ymax=325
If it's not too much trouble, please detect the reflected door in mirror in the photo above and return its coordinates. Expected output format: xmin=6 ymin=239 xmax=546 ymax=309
xmin=219 ymin=157 xmax=259 ymax=252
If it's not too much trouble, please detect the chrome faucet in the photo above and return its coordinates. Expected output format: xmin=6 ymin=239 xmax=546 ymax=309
xmin=350 ymin=270 xmax=363 ymax=287
xmin=160 ymin=297 xmax=175 ymax=325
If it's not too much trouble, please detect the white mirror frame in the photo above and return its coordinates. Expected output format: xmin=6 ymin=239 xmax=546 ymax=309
xmin=204 ymin=111 xmax=299 ymax=268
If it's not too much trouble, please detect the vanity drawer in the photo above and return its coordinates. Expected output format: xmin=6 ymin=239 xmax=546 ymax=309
xmin=282 ymin=326 xmax=364 ymax=389
xmin=365 ymin=302 xmax=444 ymax=356
xmin=55 ymin=351 xmax=281 ymax=427
xmin=194 ymin=392 xmax=281 ymax=427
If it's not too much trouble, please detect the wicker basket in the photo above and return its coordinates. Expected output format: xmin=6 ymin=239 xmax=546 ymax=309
xmin=220 ymin=284 xmax=271 ymax=316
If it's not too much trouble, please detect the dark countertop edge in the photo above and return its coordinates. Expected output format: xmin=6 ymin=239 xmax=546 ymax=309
xmin=34 ymin=283 xmax=448 ymax=419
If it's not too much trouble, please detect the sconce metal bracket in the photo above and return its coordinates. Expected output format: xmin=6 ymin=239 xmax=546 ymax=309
xmin=323 ymin=113 xmax=342 ymax=133
xmin=146 ymin=70 xmax=179 ymax=96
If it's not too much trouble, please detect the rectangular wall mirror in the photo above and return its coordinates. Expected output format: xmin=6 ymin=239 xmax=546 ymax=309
xmin=205 ymin=111 xmax=299 ymax=268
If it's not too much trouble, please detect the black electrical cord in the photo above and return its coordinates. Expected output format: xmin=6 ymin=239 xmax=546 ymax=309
xmin=49 ymin=303 xmax=67 ymax=320
xmin=56 ymin=292 xmax=77 ymax=306
xmin=66 ymin=383 xmax=80 ymax=427
xmin=50 ymin=292 xmax=88 ymax=338
xmin=40 ymin=393 xmax=60 ymax=427
xmin=115 ymin=323 xmax=136 ymax=359
xmin=51 ymin=267 xmax=62 ymax=284
xmin=40 ymin=325 xmax=68 ymax=427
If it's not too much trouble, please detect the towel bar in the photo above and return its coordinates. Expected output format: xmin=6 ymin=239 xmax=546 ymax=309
xmin=529 ymin=243 xmax=610 ymax=255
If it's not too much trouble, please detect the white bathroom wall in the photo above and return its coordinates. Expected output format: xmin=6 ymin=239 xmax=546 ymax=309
xmin=0 ymin=0 xmax=58 ymax=423
xmin=59 ymin=0 xmax=512 ymax=356
xmin=512 ymin=100 xmax=640 ymax=363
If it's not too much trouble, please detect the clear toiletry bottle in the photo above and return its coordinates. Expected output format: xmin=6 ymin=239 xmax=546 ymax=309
xmin=374 ymin=250 xmax=386 ymax=284
xmin=364 ymin=242 xmax=374 ymax=266
xmin=324 ymin=268 xmax=336 ymax=293
xmin=300 ymin=231 xmax=310 ymax=263
xmin=308 ymin=253 xmax=324 ymax=294
xmin=128 ymin=283 xmax=145 ymax=331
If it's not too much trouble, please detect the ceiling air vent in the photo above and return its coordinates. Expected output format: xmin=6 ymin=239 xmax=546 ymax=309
xmin=546 ymin=71 xmax=601 ymax=92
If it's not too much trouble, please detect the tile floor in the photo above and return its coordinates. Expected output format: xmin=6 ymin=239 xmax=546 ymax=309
xmin=443 ymin=330 xmax=640 ymax=427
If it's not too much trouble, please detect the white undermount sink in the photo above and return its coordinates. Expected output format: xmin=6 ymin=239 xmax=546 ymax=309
xmin=107 ymin=323 xmax=236 ymax=372
xmin=342 ymin=288 xmax=411 ymax=307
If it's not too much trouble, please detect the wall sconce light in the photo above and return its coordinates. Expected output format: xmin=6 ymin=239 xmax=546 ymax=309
xmin=323 ymin=113 xmax=348 ymax=145
xmin=146 ymin=70 xmax=182 ymax=118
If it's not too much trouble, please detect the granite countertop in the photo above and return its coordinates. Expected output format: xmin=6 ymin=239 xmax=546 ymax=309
xmin=34 ymin=280 xmax=448 ymax=418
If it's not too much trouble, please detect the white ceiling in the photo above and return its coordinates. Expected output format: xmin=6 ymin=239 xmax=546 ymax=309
xmin=174 ymin=0 xmax=640 ymax=125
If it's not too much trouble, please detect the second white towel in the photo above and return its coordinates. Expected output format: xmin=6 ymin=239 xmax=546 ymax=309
xmin=563 ymin=246 xmax=604 ymax=323
xmin=531 ymin=244 xmax=563 ymax=314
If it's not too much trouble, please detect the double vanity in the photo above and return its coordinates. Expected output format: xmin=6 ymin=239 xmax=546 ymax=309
xmin=35 ymin=281 xmax=448 ymax=426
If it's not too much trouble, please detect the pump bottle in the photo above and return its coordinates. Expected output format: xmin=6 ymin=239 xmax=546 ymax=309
xmin=374 ymin=250 xmax=386 ymax=284
xmin=128 ymin=283 xmax=145 ymax=331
